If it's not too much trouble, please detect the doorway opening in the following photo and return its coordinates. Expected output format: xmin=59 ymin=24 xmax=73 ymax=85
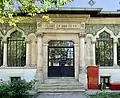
xmin=48 ymin=40 xmax=74 ymax=77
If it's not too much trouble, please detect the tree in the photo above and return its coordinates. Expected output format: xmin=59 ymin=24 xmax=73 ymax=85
xmin=0 ymin=0 xmax=73 ymax=26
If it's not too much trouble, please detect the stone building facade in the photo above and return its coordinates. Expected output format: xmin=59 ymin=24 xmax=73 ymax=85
xmin=0 ymin=8 xmax=120 ymax=91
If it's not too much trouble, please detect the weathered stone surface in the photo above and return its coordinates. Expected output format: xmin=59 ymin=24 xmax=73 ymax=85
xmin=86 ymin=24 xmax=120 ymax=36
xmin=0 ymin=23 xmax=37 ymax=36
xmin=36 ymin=78 xmax=85 ymax=94
xmin=35 ymin=93 xmax=89 ymax=98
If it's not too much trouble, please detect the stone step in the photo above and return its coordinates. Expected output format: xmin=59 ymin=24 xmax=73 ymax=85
xmin=35 ymin=93 xmax=89 ymax=98
xmin=38 ymin=78 xmax=85 ymax=93
xmin=37 ymin=89 xmax=85 ymax=93
xmin=40 ymin=83 xmax=83 ymax=86
xmin=38 ymin=83 xmax=84 ymax=93
xmin=39 ymin=85 xmax=84 ymax=89
xmin=44 ymin=78 xmax=78 ymax=84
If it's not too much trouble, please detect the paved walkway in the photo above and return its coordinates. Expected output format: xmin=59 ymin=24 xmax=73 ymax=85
xmin=35 ymin=93 xmax=90 ymax=98
xmin=86 ymin=90 xmax=120 ymax=95
xmin=31 ymin=90 xmax=120 ymax=98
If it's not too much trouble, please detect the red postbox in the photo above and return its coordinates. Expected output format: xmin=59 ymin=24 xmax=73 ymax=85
xmin=87 ymin=66 xmax=99 ymax=89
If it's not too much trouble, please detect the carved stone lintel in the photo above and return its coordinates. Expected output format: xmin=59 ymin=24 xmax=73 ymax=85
xmin=40 ymin=23 xmax=82 ymax=29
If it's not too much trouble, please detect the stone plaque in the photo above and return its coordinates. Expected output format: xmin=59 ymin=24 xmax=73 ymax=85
xmin=38 ymin=23 xmax=85 ymax=30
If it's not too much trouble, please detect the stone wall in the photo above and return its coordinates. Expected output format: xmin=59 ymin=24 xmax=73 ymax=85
xmin=0 ymin=15 xmax=120 ymax=88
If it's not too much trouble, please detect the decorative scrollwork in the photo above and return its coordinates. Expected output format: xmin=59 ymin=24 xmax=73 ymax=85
xmin=86 ymin=24 xmax=120 ymax=36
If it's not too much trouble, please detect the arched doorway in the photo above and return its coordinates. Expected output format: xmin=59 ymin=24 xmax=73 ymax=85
xmin=48 ymin=40 xmax=74 ymax=77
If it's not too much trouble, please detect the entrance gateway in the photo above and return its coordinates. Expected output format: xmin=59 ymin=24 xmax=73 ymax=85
xmin=48 ymin=40 xmax=74 ymax=77
xmin=36 ymin=16 xmax=88 ymax=91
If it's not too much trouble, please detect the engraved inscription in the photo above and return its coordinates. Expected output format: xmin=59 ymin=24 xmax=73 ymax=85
xmin=39 ymin=23 xmax=85 ymax=29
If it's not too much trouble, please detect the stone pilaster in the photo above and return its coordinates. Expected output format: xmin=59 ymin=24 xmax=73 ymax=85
xmin=35 ymin=33 xmax=43 ymax=87
xmin=113 ymin=41 xmax=118 ymax=67
xmin=31 ymin=41 xmax=37 ymax=67
xmin=25 ymin=41 xmax=31 ymax=67
xmin=79 ymin=33 xmax=87 ymax=89
xmin=43 ymin=43 xmax=48 ymax=79
xmin=74 ymin=43 xmax=79 ymax=80
xmin=2 ymin=41 xmax=7 ymax=67
xmin=79 ymin=33 xmax=86 ymax=72
xmin=91 ymin=41 xmax=96 ymax=65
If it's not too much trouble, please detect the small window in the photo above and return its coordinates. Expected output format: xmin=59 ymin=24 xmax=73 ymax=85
xmin=100 ymin=76 xmax=110 ymax=88
xmin=10 ymin=77 xmax=21 ymax=82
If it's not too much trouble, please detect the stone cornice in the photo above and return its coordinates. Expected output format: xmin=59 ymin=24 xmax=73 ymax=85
xmin=36 ymin=14 xmax=90 ymax=22
xmin=48 ymin=14 xmax=90 ymax=18
xmin=48 ymin=14 xmax=89 ymax=22
xmin=6 ymin=14 xmax=89 ymax=24
xmin=88 ymin=18 xmax=120 ymax=24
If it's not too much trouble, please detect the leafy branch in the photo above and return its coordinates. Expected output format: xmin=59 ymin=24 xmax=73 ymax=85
xmin=0 ymin=0 xmax=73 ymax=26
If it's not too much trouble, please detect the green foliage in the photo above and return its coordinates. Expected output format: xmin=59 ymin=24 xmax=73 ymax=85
xmin=102 ymin=89 xmax=108 ymax=98
xmin=9 ymin=79 xmax=33 ymax=96
xmin=0 ymin=81 xmax=10 ymax=96
xmin=0 ymin=80 xmax=33 ymax=97
xmin=0 ymin=0 xmax=74 ymax=26
xmin=90 ymin=91 xmax=120 ymax=98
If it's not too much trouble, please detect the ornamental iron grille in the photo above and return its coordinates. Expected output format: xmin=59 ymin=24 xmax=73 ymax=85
xmin=96 ymin=31 xmax=113 ymax=66
xmin=48 ymin=40 xmax=74 ymax=77
xmin=0 ymin=38 xmax=3 ymax=66
xmin=117 ymin=38 xmax=120 ymax=66
xmin=7 ymin=31 xmax=26 ymax=67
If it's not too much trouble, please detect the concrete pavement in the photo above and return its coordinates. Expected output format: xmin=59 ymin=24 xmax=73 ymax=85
xmin=34 ymin=93 xmax=90 ymax=98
